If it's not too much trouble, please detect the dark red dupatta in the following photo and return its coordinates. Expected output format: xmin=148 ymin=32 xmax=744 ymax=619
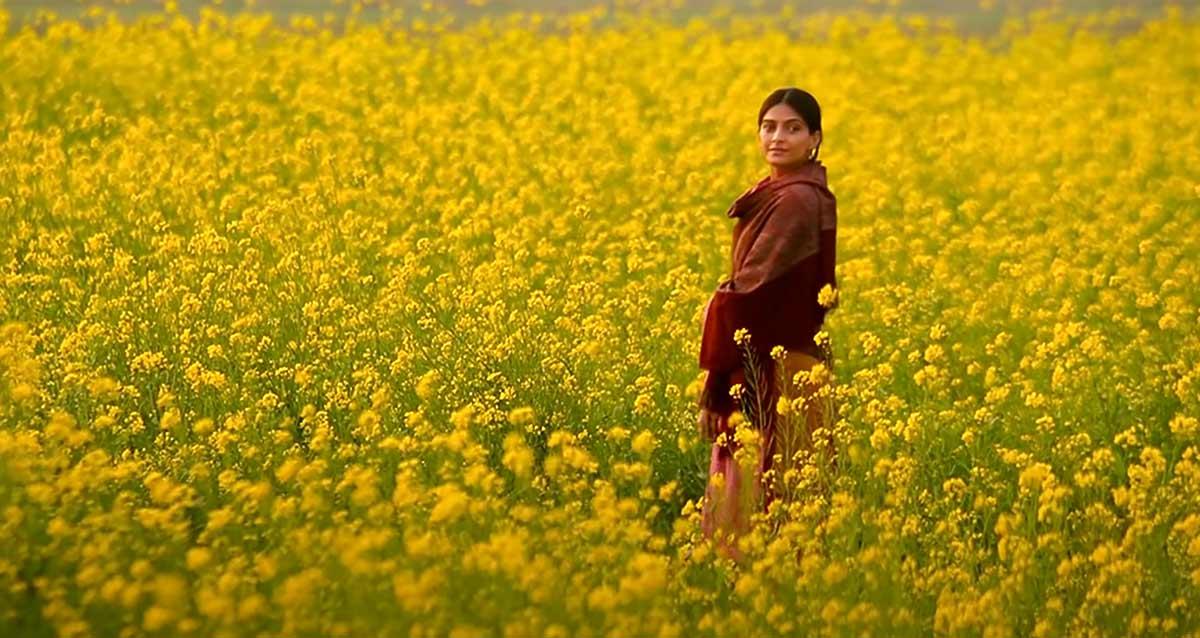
xmin=698 ymin=159 xmax=837 ymax=419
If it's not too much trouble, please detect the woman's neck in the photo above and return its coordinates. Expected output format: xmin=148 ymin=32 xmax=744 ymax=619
xmin=769 ymin=158 xmax=815 ymax=180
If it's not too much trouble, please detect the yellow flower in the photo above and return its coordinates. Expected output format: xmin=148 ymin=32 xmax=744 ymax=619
xmin=869 ymin=427 xmax=890 ymax=451
xmin=618 ymin=552 xmax=668 ymax=599
xmin=415 ymin=370 xmax=441 ymax=402
xmin=429 ymin=483 xmax=469 ymax=524
xmin=817 ymin=283 xmax=839 ymax=308
xmin=606 ymin=426 xmax=630 ymax=442
xmin=193 ymin=417 xmax=215 ymax=436
xmin=776 ymin=396 xmax=791 ymax=415
xmin=87 ymin=376 xmax=120 ymax=399
xmin=508 ymin=406 xmax=536 ymax=427
xmin=1169 ymin=414 xmax=1198 ymax=440
xmin=502 ymin=432 xmax=534 ymax=480
xmin=631 ymin=430 xmax=657 ymax=458
xmin=160 ymin=407 xmax=182 ymax=437
xmin=450 ymin=404 xmax=475 ymax=430
xmin=1019 ymin=462 xmax=1053 ymax=492
xmin=185 ymin=547 xmax=212 ymax=571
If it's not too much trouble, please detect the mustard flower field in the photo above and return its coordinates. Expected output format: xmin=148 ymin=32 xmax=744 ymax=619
xmin=2 ymin=3 xmax=1199 ymax=637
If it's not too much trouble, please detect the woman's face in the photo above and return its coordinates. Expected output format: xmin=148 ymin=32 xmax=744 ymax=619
xmin=758 ymin=102 xmax=820 ymax=169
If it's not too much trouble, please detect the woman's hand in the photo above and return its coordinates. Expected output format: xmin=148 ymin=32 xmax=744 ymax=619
xmin=698 ymin=406 xmax=721 ymax=441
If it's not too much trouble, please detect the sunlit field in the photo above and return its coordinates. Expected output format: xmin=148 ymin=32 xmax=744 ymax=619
xmin=2 ymin=2 xmax=1199 ymax=636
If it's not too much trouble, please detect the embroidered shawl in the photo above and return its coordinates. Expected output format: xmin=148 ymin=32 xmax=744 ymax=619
xmin=698 ymin=158 xmax=837 ymax=418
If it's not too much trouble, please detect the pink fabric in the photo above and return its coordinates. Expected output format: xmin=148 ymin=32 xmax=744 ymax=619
xmin=700 ymin=418 xmax=757 ymax=562
xmin=700 ymin=350 xmax=839 ymax=562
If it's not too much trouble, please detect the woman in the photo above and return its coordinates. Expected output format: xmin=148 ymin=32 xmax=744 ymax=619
xmin=696 ymin=87 xmax=839 ymax=562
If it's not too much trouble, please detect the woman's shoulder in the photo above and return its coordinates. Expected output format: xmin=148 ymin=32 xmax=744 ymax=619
xmin=776 ymin=183 xmax=835 ymax=228
xmin=773 ymin=183 xmax=822 ymax=212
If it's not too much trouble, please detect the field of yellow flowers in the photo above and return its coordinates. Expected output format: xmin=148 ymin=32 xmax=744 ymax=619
xmin=2 ymin=2 xmax=1199 ymax=636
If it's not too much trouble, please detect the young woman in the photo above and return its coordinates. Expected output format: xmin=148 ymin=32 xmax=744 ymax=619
xmin=696 ymin=87 xmax=839 ymax=562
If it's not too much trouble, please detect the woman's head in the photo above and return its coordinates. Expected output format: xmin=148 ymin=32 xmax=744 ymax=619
xmin=757 ymin=88 xmax=822 ymax=169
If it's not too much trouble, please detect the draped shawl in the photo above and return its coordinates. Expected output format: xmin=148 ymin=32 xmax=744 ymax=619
xmin=698 ymin=159 xmax=837 ymax=418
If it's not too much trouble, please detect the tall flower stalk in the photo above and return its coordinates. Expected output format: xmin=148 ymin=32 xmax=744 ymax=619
xmin=732 ymin=327 xmax=840 ymax=524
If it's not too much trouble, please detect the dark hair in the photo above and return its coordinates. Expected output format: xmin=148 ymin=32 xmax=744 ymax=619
xmin=757 ymin=87 xmax=822 ymax=161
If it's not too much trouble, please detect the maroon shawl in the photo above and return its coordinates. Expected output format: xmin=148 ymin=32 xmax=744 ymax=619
xmin=698 ymin=158 xmax=837 ymax=418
